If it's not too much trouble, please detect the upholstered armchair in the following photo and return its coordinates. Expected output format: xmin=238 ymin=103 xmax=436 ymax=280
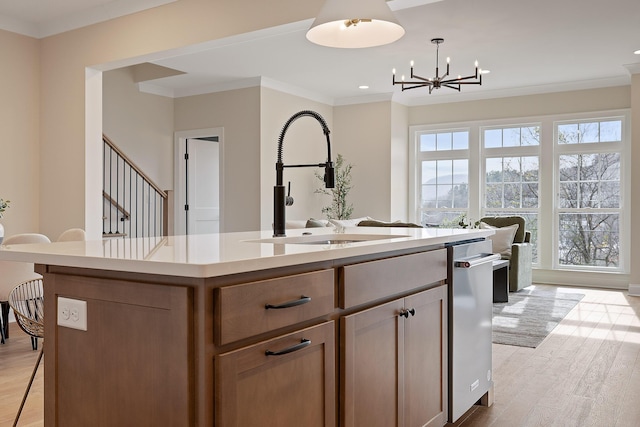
xmin=480 ymin=216 xmax=533 ymax=292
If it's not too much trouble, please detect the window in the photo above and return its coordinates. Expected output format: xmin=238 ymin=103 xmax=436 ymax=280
xmin=410 ymin=111 xmax=629 ymax=275
xmin=556 ymin=118 xmax=624 ymax=269
xmin=415 ymin=130 xmax=469 ymax=226
xmin=482 ymin=125 xmax=540 ymax=262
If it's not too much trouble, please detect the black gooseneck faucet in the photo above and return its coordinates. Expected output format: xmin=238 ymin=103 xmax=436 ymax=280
xmin=274 ymin=110 xmax=335 ymax=237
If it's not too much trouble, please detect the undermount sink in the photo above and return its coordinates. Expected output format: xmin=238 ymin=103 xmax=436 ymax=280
xmin=245 ymin=233 xmax=410 ymax=245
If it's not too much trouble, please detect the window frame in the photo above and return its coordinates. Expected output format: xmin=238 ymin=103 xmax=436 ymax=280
xmin=553 ymin=114 xmax=629 ymax=272
xmin=409 ymin=110 xmax=630 ymax=275
xmin=409 ymin=126 xmax=473 ymax=227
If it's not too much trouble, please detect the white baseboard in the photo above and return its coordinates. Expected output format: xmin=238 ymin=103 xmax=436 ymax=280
xmin=628 ymin=284 xmax=640 ymax=296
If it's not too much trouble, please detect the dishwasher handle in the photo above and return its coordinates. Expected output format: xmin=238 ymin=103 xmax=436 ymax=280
xmin=454 ymin=253 xmax=501 ymax=268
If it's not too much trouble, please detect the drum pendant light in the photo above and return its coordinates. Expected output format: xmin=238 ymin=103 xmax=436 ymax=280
xmin=306 ymin=0 xmax=405 ymax=49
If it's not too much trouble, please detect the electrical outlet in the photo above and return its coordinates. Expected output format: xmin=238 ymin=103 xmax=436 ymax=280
xmin=57 ymin=297 xmax=87 ymax=331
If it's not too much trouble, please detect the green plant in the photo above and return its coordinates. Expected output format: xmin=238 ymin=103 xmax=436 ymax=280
xmin=0 ymin=198 xmax=10 ymax=219
xmin=441 ymin=213 xmax=479 ymax=229
xmin=315 ymin=154 xmax=353 ymax=220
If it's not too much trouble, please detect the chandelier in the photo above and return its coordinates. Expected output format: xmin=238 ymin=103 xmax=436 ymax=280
xmin=392 ymin=38 xmax=482 ymax=93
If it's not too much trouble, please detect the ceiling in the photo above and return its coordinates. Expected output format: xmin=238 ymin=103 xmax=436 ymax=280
xmin=1 ymin=0 xmax=640 ymax=106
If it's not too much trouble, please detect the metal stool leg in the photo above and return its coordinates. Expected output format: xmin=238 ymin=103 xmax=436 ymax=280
xmin=1 ymin=301 xmax=10 ymax=342
xmin=13 ymin=348 xmax=43 ymax=427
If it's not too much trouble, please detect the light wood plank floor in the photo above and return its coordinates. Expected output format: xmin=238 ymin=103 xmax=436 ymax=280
xmin=0 ymin=284 xmax=638 ymax=426
xmin=451 ymin=284 xmax=640 ymax=427
xmin=0 ymin=323 xmax=43 ymax=427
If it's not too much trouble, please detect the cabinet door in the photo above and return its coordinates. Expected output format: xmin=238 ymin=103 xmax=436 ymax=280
xmin=215 ymin=321 xmax=335 ymax=427
xmin=404 ymin=286 xmax=448 ymax=427
xmin=342 ymin=286 xmax=448 ymax=427
xmin=342 ymin=298 xmax=405 ymax=427
xmin=49 ymin=276 xmax=193 ymax=427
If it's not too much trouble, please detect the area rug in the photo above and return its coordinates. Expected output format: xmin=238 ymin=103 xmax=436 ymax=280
xmin=492 ymin=286 xmax=585 ymax=348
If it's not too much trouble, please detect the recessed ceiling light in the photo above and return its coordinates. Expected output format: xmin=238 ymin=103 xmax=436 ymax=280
xmin=359 ymin=85 xmax=369 ymax=89
xmin=635 ymin=49 xmax=640 ymax=55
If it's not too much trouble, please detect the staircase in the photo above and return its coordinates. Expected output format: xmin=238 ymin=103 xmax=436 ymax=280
xmin=103 ymin=135 xmax=168 ymax=238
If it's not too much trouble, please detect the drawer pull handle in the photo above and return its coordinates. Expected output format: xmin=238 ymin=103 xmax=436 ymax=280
xmin=265 ymin=339 xmax=311 ymax=356
xmin=265 ymin=295 xmax=311 ymax=310
xmin=399 ymin=308 xmax=416 ymax=318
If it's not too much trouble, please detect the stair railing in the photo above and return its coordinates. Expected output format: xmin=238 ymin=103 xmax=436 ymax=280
xmin=103 ymin=135 xmax=168 ymax=238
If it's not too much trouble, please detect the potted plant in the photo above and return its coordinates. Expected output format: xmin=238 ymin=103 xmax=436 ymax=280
xmin=0 ymin=198 xmax=10 ymax=244
xmin=315 ymin=154 xmax=353 ymax=220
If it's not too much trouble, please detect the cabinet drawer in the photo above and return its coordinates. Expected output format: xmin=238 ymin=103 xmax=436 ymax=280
xmin=215 ymin=321 xmax=336 ymax=426
xmin=215 ymin=269 xmax=335 ymax=345
xmin=339 ymin=249 xmax=446 ymax=309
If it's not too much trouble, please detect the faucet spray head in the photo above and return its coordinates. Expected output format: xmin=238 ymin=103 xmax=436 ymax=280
xmin=324 ymin=162 xmax=335 ymax=188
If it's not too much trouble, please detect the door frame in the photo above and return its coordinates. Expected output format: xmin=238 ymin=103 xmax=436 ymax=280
xmin=174 ymin=127 xmax=225 ymax=235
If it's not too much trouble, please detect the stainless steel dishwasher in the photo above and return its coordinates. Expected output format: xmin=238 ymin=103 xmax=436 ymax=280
xmin=446 ymin=239 xmax=500 ymax=423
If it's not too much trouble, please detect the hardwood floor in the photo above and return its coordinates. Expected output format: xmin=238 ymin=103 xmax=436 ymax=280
xmin=452 ymin=284 xmax=640 ymax=427
xmin=0 ymin=323 xmax=43 ymax=427
xmin=0 ymin=284 xmax=638 ymax=426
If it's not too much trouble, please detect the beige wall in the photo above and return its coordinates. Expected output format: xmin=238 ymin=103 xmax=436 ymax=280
xmin=36 ymin=0 xmax=322 ymax=239
xmin=259 ymin=87 xmax=333 ymax=230
xmin=390 ymin=102 xmax=409 ymax=221
xmin=334 ymin=102 xmax=396 ymax=221
xmin=1 ymin=0 xmax=638 ymax=288
xmin=175 ymin=87 xmax=262 ymax=232
xmin=103 ymin=67 xmax=174 ymax=190
xmin=0 ymin=30 xmax=40 ymax=238
xmin=630 ymin=73 xmax=640 ymax=288
xmin=409 ymin=86 xmax=635 ymax=289
xmin=409 ymin=86 xmax=631 ymax=125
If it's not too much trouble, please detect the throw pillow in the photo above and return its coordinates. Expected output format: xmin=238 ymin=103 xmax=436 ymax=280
xmin=285 ymin=220 xmax=309 ymax=229
xmin=328 ymin=216 xmax=372 ymax=229
xmin=480 ymin=222 xmax=519 ymax=258
xmin=305 ymin=218 xmax=329 ymax=228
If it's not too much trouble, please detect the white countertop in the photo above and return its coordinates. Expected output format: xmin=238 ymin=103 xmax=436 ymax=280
xmin=0 ymin=227 xmax=493 ymax=278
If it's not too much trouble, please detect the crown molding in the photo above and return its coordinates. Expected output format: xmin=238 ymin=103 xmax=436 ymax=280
xmin=624 ymin=63 xmax=640 ymax=75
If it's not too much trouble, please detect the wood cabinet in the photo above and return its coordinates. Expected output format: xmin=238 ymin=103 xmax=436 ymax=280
xmin=215 ymin=269 xmax=335 ymax=345
xmin=41 ymin=246 xmax=450 ymax=427
xmin=44 ymin=274 xmax=193 ymax=427
xmin=342 ymin=285 xmax=447 ymax=427
xmin=215 ymin=321 xmax=336 ymax=427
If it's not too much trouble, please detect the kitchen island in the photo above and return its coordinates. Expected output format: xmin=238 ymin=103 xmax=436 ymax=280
xmin=0 ymin=226 xmax=492 ymax=426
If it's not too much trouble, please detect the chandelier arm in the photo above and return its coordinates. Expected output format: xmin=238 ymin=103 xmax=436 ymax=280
xmin=406 ymin=73 xmax=433 ymax=83
xmin=401 ymin=83 xmax=434 ymax=91
xmin=443 ymin=84 xmax=462 ymax=91
xmin=441 ymin=74 xmax=479 ymax=84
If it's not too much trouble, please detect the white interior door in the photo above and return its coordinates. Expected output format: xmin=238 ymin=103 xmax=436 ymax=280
xmin=174 ymin=128 xmax=223 ymax=236
xmin=187 ymin=137 xmax=220 ymax=234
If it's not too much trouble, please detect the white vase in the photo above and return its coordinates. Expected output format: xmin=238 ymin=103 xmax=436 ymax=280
xmin=0 ymin=223 xmax=4 ymax=245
